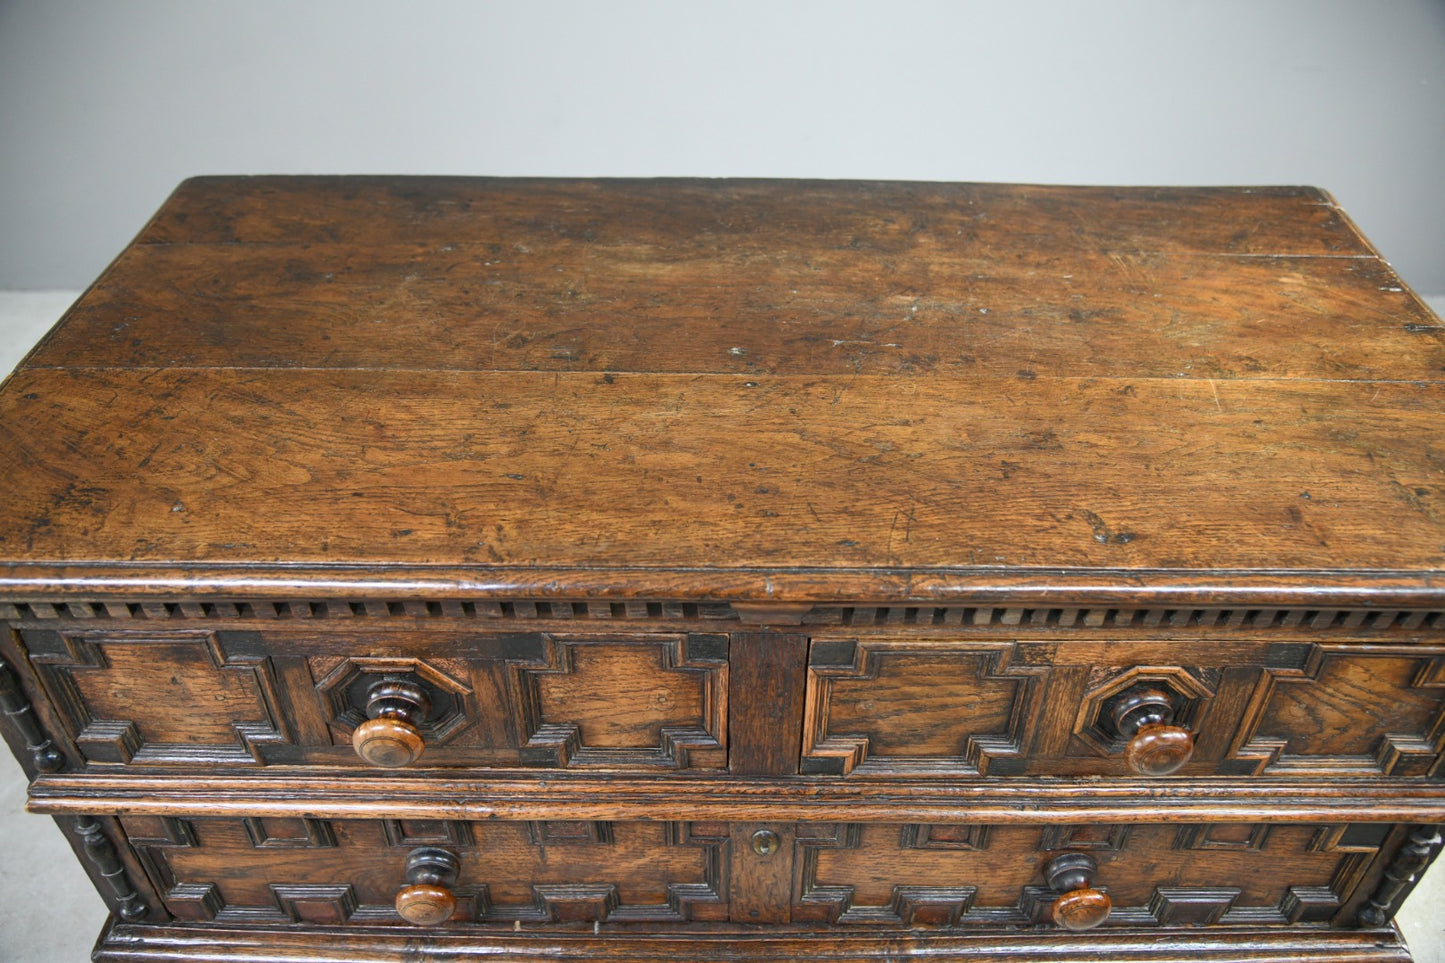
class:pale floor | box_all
[0,290,1440,961]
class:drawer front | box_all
[793,821,1389,927]
[800,637,1445,778]
[115,815,1394,931]
[14,621,1444,780]
[120,816,731,925]
[17,625,728,772]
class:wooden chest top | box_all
[0,177,1441,604]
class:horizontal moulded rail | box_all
[28,773,1445,824]
[3,564,1445,609]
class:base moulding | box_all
[92,919,1417,963]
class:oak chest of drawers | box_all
[1,177,1442,962]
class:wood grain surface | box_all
[1,177,1441,602]
[1,368,1441,577]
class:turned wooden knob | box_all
[1124,722,1194,776]
[1110,686,1194,776]
[1054,888,1113,931]
[352,679,431,768]
[396,847,459,926]
[396,882,456,926]
[1046,852,1111,931]
[353,716,425,767]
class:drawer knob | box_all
[1045,852,1111,931]
[395,847,459,926]
[1110,686,1194,776]
[353,679,432,768]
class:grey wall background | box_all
[2,0,1443,294]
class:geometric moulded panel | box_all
[1228,645,1445,777]
[1070,665,1214,763]
[509,634,728,769]
[801,639,1047,776]
[22,629,288,765]
[313,656,475,750]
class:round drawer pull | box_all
[1045,852,1111,931]
[353,678,432,768]
[1110,686,1194,776]
[395,847,459,926]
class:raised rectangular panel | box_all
[22,628,289,765]
[1228,646,1445,777]
[800,639,1046,776]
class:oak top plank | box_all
[1,368,1441,585]
[1,177,1441,601]
[32,242,1440,380]
[130,178,1370,256]
[26,177,1440,380]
